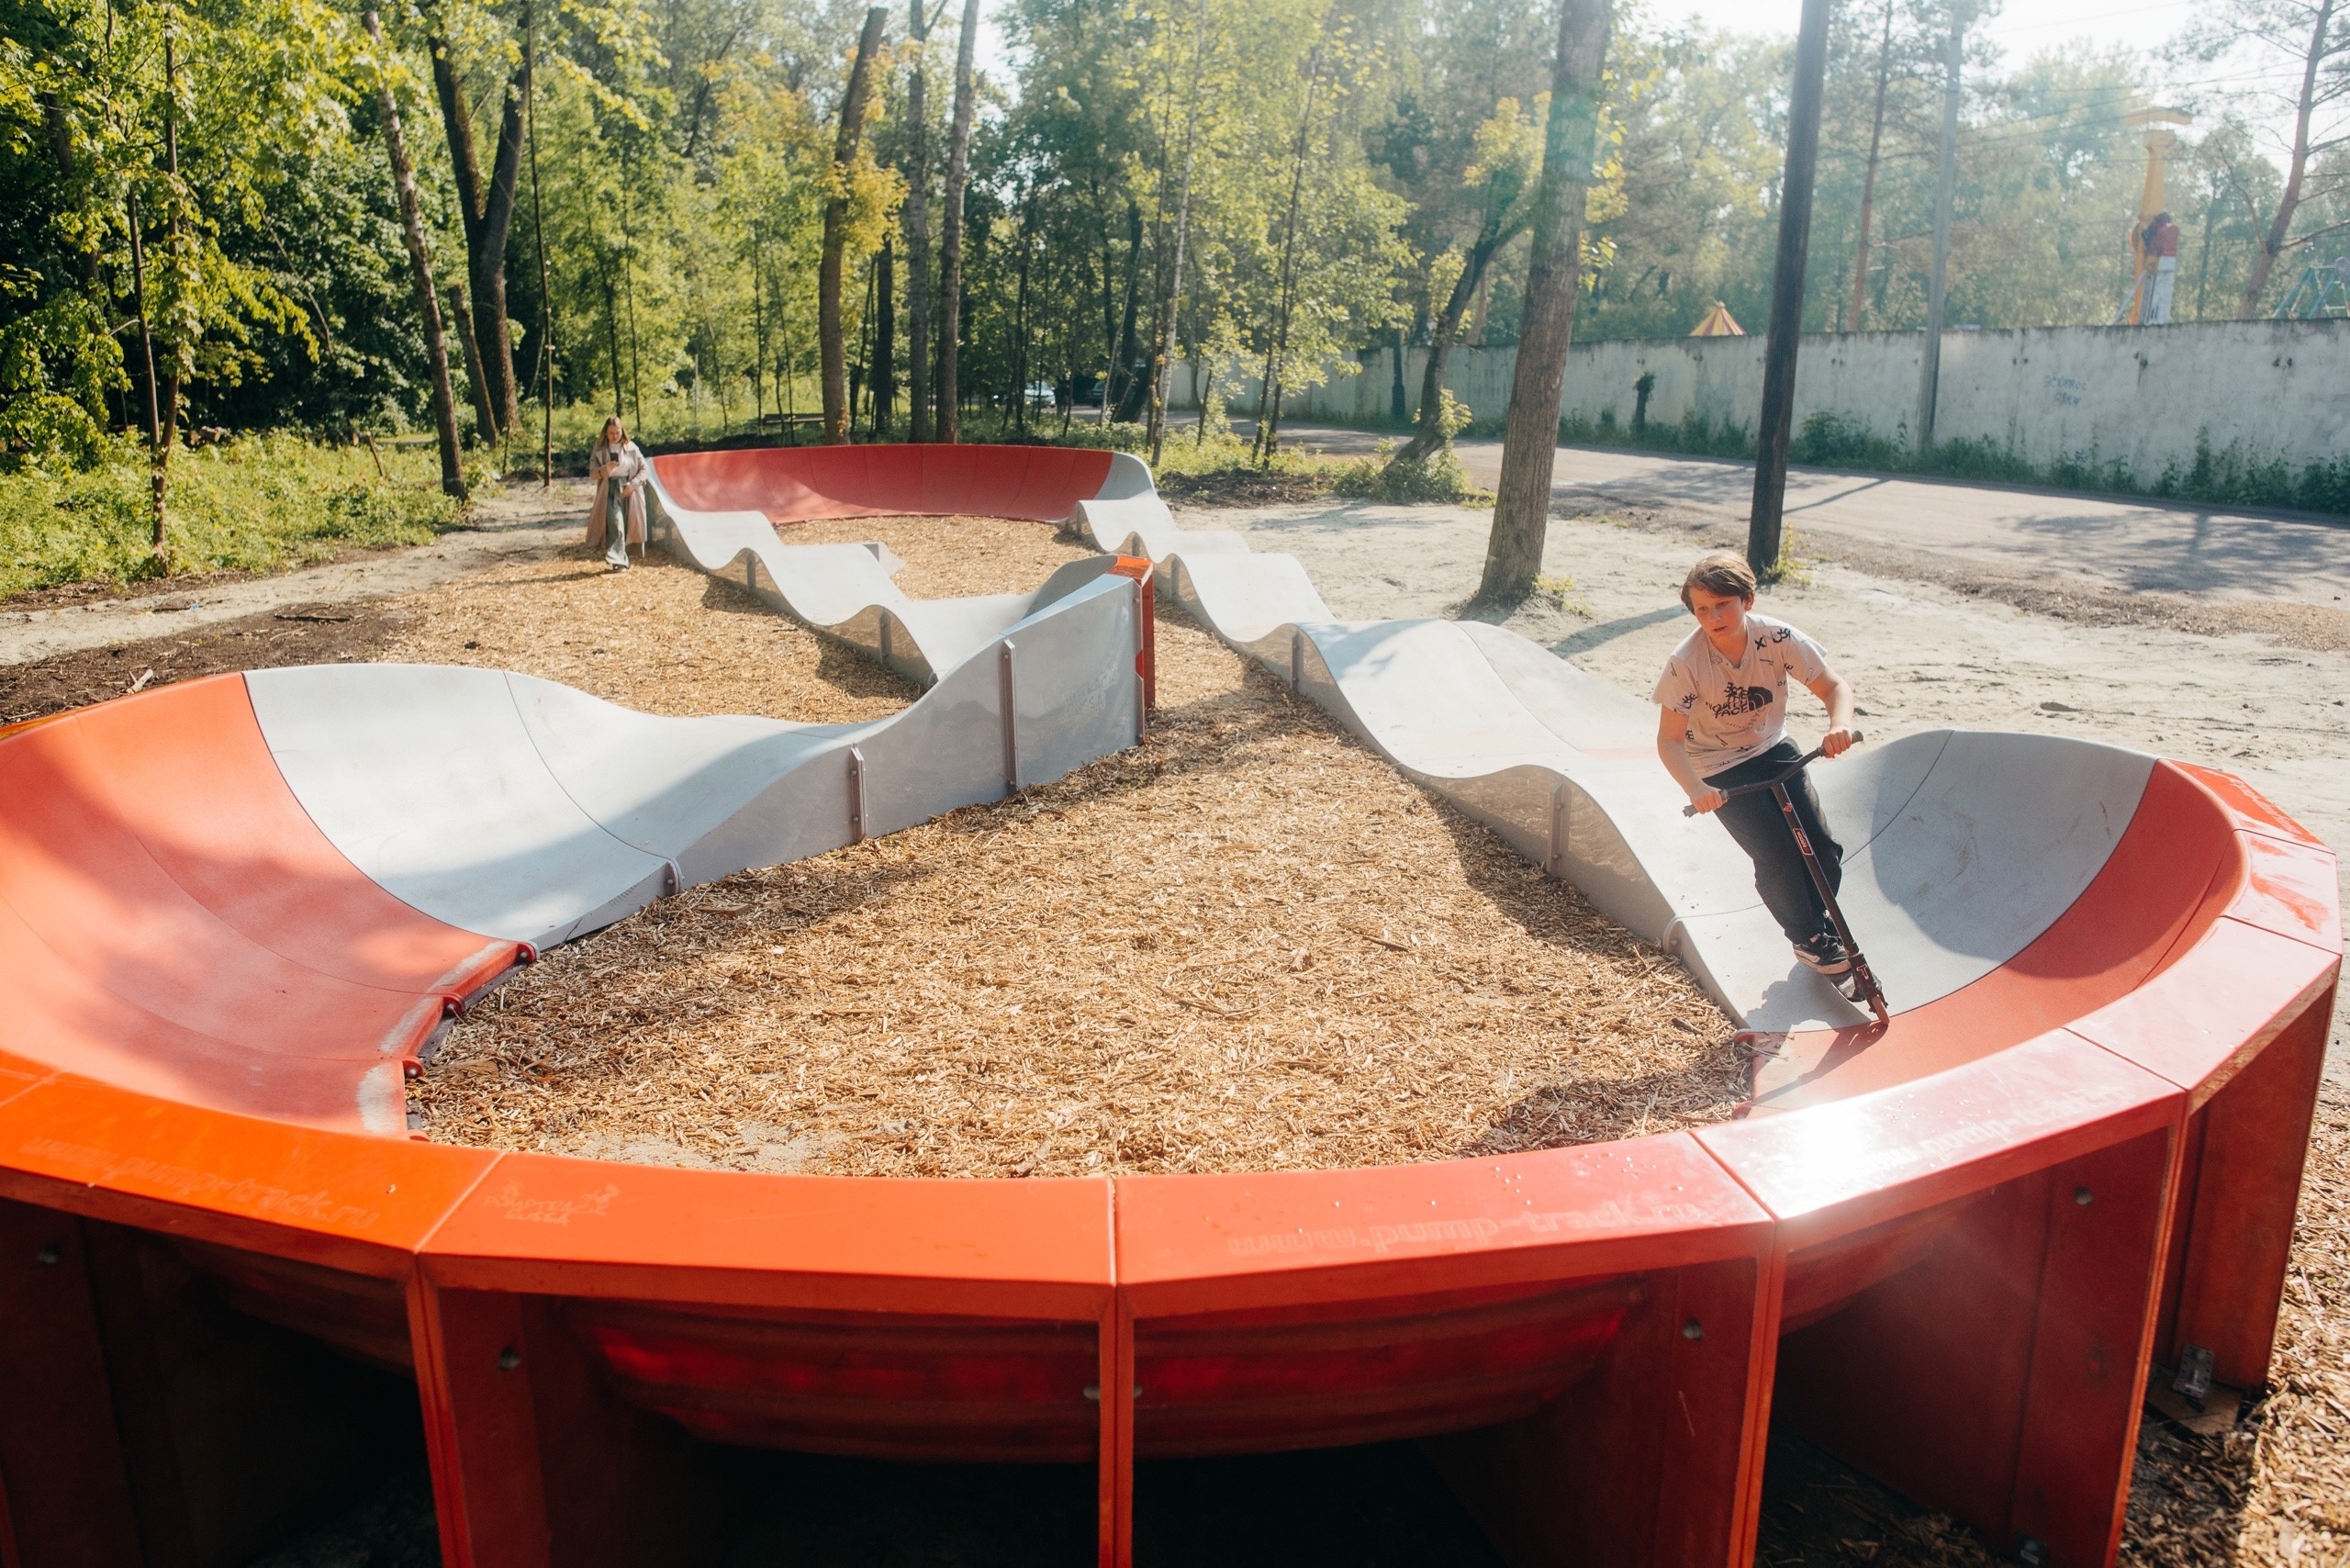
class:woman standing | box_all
[586,417,649,571]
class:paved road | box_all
[1255,420,2350,610]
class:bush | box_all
[0,433,469,598]
[1329,441,1486,504]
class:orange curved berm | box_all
[0,446,2333,1568]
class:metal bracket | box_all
[878,613,892,667]
[1000,641,1019,793]
[744,557,756,595]
[1547,781,1568,878]
[1290,628,1304,694]
[847,745,868,843]
[2171,1343,2215,1402]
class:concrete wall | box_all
[1175,319,2350,483]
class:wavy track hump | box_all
[648,444,1157,682]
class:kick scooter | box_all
[1683,734,1890,1024]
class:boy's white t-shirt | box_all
[1651,612,1830,776]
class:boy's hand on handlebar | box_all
[1686,788,1726,814]
[1821,727,1858,759]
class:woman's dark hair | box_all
[1680,551,1757,610]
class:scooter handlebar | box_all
[1680,731,1864,816]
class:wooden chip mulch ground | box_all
[405,512,1741,1177]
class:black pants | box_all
[1704,740,1844,945]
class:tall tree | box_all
[1473,0,1612,609]
[822,7,889,441]
[425,0,530,441]
[903,0,934,440]
[2177,0,2347,314]
[1146,0,1211,465]
[935,0,982,442]
[364,10,466,498]
[1847,0,1896,331]
[873,241,897,434]
[1393,96,1540,464]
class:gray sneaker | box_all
[1793,931,1852,976]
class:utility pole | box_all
[1744,0,1831,581]
[1915,11,1964,453]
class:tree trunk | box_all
[151,7,184,554]
[366,9,467,500]
[935,0,981,443]
[1473,0,1612,610]
[445,278,498,442]
[2239,0,2335,317]
[1254,47,1326,465]
[127,192,162,452]
[1396,230,1505,464]
[1147,0,1208,466]
[1013,206,1033,434]
[427,0,528,440]
[904,0,933,441]
[1111,200,1148,422]
[822,7,889,442]
[1849,0,1894,332]
[873,241,896,435]
[525,6,555,486]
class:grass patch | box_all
[1531,573,1593,617]
[0,434,471,599]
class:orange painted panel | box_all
[2228,830,2343,954]
[1698,1030,2180,1244]
[0,1073,492,1273]
[2066,916,2338,1106]
[2173,761,2328,847]
[1115,1133,1770,1317]
[422,1154,1114,1318]
[655,444,1116,524]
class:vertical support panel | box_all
[2162,994,2333,1389]
[1001,641,1021,793]
[0,1203,143,1568]
[1773,1177,2051,1540]
[411,1281,746,1568]
[847,745,868,844]
[1098,1301,1136,1568]
[2008,1127,2176,1568]
[1423,1259,1767,1568]
[514,1296,744,1568]
[410,1280,553,1568]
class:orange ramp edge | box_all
[0,676,519,1132]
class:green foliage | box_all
[1560,407,1753,459]
[0,434,464,596]
[1330,439,1484,504]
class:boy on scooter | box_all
[1654,552,1861,978]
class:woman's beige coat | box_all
[585,440,650,551]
